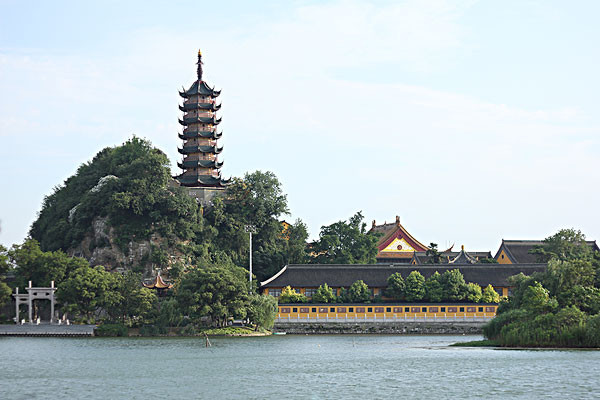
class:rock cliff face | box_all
[69,216,187,278]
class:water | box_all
[1,335,599,399]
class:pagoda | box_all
[175,49,229,188]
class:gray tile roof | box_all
[260,263,547,289]
[495,240,600,263]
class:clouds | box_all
[1,0,599,250]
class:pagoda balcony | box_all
[178,130,222,140]
[177,159,223,169]
[179,102,221,112]
[177,145,223,155]
[179,116,221,126]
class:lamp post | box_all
[245,225,257,292]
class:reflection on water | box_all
[0,335,598,399]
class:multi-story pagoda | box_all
[175,49,229,188]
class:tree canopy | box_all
[309,212,378,264]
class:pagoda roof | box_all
[179,116,221,126]
[179,102,221,112]
[260,263,547,289]
[369,216,429,260]
[143,274,173,290]
[178,159,223,169]
[178,145,223,155]
[176,174,231,188]
[178,130,222,140]
[179,80,221,98]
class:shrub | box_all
[405,271,425,302]
[279,286,308,303]
[95,323,128,337]
[465,283,482,303]
[312,284,336,303]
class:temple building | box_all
[494,239,599,264]
[175,49,229,189]
[369,216,429,263]
[260,263,547,299]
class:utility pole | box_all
[245,225,257,292]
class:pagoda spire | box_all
[197,49,203,81]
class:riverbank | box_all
[273,321,485,335]
[123,325,271,337]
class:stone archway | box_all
[13,281,56,324]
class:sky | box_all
[1,0,599,253]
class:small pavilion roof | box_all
[143,274,173,289]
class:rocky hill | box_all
[30,137,200,277]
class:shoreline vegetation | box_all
[95,324,272,337]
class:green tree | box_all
[278,286,308,303]
[426,243,442,264]
[9,239,88,289]
[346,280,370,303]
[310,212,378,264]
[312,284,336,303]
[531,228,592,262]
[57,265,115,321]
[405,271,425,302]
[175,264,249,326]
[424,271,444,302]
[385,272,405,300]
[521,282,556,313]
[105,272,157,324]
[481,284,500,303]
[465,283,483,303]
[205,171,306,282]
[441,269,467,301]
[247,294,278,330]
[0,245,12,308]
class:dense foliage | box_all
[309,212,378,264]
[30,137,199,253]
[484,229,600,347]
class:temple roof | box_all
[179,80,221,98]
[178,145,223,155]
[369,216,429,260]
[176,174,231,188]
[143,274,173,289]
[260,263,547,289]
[178,159,223,169]
[179,102,221,112]
[178,130,222,140]
[412,250,492,265]
[494,239,600,263]
[179,116,222,126]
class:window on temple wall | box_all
[269,289,281,297]
[304,288,317,297]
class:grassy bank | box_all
[450,339,499,347]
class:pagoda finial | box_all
[197,49,203,81]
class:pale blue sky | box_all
[1,0,599,252]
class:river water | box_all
[1,335,598,399]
